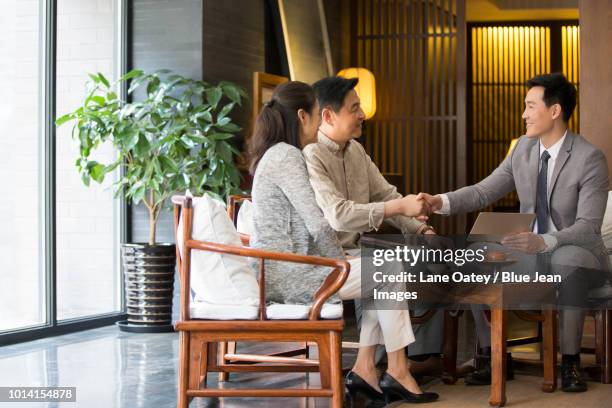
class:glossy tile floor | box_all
[1,325,611,408]
[0,327,178,408]
[0,326,361,408]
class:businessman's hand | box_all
[417,192,443,213]
[400,194,430,221]
[501,232,546,254]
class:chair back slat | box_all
[227,194,253,244]
[227,194,252,226]
[172,195,194,322]
[258,259,267,320]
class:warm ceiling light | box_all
[337,67,376,120]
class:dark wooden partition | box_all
[578,0,611,182]
[351,0,467,233]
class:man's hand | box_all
[416,192,443,212]
[399,194,430,221]
[501,232,546,254]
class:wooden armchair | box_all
[219,194,324,381]
[173,195,350,408]
[585,276,612,384]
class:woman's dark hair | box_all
[526,73,577,122]
[249,81,316,175]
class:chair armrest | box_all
[185,239,350,320]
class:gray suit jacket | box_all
[447,131,610,264]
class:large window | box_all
[56,0,121,320]
[0,0,45,332]
[1,0,126,341]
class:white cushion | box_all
[189,301,343,320]
[602,191,612,250]
[176,194,259,307]
[267,303,343,320]
[236,199,254,235]
[190,301,259,320]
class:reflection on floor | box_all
[0,325,609,408]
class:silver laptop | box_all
[467,212,535,242]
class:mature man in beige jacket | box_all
[303,76,444,369]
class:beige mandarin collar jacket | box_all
[303,131,425,249]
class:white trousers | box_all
[338,257,415,352]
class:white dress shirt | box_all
[437,131,568,252]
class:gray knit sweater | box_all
[250,142,344,304]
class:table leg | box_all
[442,310,459,384]
[541,309,557,392]
[489,307,507,407]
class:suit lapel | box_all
[529,140,540,208]
[548,131,575,203]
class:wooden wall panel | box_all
[353,0,467,233]
[202,0,266,148]
[470,25,550,209]
[579,0,612,182]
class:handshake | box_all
[387,192,443,222]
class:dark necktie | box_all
[536,150,551,234]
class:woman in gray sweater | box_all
[248,81,438,405]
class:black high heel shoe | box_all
[345,371,385,406]
[379,372,439,404]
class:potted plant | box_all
[56,69,246,331]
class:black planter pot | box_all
[117,243,176,333]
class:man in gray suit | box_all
[420,73,609,392]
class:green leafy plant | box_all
[57,69,246,245]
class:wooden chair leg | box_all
[177,332,190,408]
[218,341,236,382]
[317,335,332,389]
[541,309,557,392]
[201,341,209,386]
[538,321,544,363]
[489,307,507,407]
[189,338,207,391]
[594,311,603,366]
[442,310,459,384]
[329,331,344,408]
[604,309,612,384]
[207,342,218,369]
